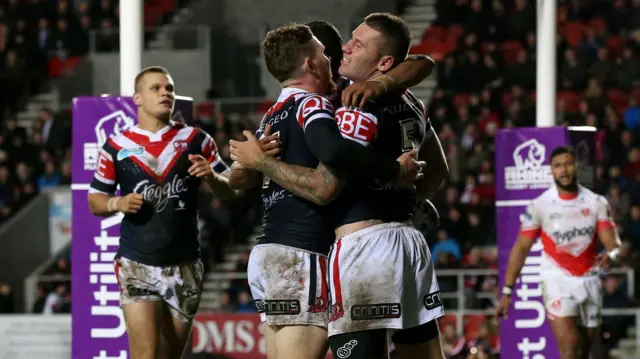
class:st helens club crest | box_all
[581,208,591,217]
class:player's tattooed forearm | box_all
[257,156,342,205]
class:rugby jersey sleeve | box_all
[301,98,401,181]
[334,106,379,147]
[519,200,542,239]
[596,195,616,231]
[89,141,118,195]
[199,129,230,175]
[417,98,435,141]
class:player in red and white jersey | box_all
[87,66,238,359]
[496,146,626,359]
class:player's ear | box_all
[133,91,142,106]
[303,57,315,76]
[377,55,395,73]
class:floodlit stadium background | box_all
[0,0,639,358]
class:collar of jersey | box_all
[554,184,581,201]
[278,87,309,102]
[130,121,177,142]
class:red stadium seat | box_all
[607,88,628,109]
[589,17,606,33]
[463,315,485,341]
[501,41,522,65]
[453,93,470,107]
[563,22,584,47]
[606,36,623,57]
[197,103,215,118]
[557,91,579,111]
[422,26,446,43]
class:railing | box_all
[205,267,639,352]
[89,25,210,52]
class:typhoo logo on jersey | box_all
[84,110,136,171]
[553,226,595,246]
[133,174,189,212]
[504,139,553,190]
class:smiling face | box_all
[339,23,386,82]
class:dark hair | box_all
[134,66,170,92]
[364,12,411,65]
[261,24,315,82]
[306,20,343,78]
[550,145,576,162]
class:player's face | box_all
[551,153,577,190]
[134,72,175,121]
[339,23,384,82]
[309,37,337,95]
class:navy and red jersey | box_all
[255,87,335,255]
[330,89,433,226]
[89,122,229,266]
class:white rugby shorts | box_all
[541,272,602,328]
[327,222,445,337]
[247,244,329,327]
[114,256,204,322]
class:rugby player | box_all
[87,66,237,359]
[496,146,627,359]
[227,23,429,359]
[231,14,449,359]
[305,20,435,109]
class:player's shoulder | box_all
[298,93,335,114]
[532,187,558,207]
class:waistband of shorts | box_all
[338,221,413,241]
[253,243,328,257]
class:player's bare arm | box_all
[187,154,237,200]
[415,129,448,199]
[342,54,435,108]
[230,130,345,206]
[495,233,535,319]
[596,199,630,269]
[88,192,143,217]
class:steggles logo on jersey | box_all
[133,174,189,212]
[553,226,595,246]
[504,138,553,190]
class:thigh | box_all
[122,301,164,359]
[392,320,444,359]
[248,244,329,327]
[581,277,603,329]
[162,259,205,323]
[273,324,329,359]
[158,303,195,359]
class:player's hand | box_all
[597,252,613,271]
[341,80,386,109]
[259,124,281,157]
[229,131,268,169]
[396,149,426,190]
[495,295,512,319]
[117,193,144,214]
[188,154,214,178]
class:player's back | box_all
[256,88,335,254]
[331,90,430,226]
[522,185,613,276]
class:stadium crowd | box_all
[0,0,639,358]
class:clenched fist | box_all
[116,193,144,214]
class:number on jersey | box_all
[399,118,419,151]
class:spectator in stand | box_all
[432,229,462,264]
[0,283,14,313]
[37,160,61,191]
[442,323,466,359]
[235,290,255,313]
[42,283,67,314]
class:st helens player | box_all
[496,146,628,359]
[87,66,237,359]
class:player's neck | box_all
[557,186,579,200]
[137,113,170,133]
[281,78,321,94]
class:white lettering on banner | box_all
[514,240,548,358]
[89,215,127,359]
[84,110,136,172]
[0,315,71,359]
[133,175,189,212]
[505,139,553,190]
[192,318,264,354]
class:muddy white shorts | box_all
[541,273,602,328]
[327,222,445,337]
[247,244,329,327]
[114,256,204,322]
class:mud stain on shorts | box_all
[262,248,306,301]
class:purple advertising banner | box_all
[72,96,193,359]
[496,126,595,359]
